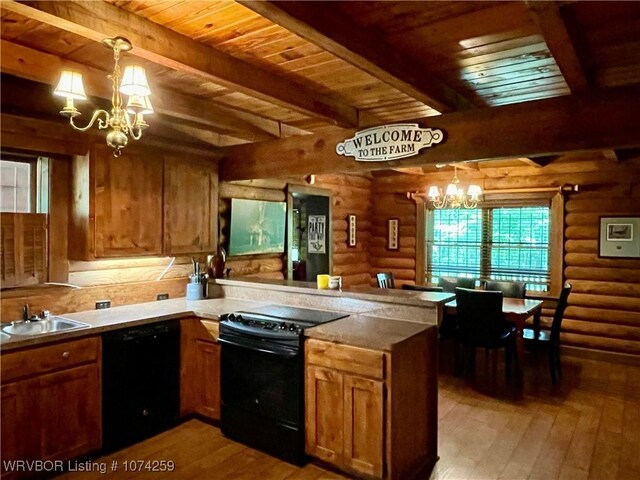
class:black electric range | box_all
[218,305,348,465]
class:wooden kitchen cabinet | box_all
[164,156,217,255]
[92,144,163,257]
[343,374,384,477]
[70,143,218,260]
[0,337,102,479]
[29,364,101,461]
[1,383,28,480]
[180,318,221,420]
[70,143,163,259]
[305,365,344,465]
[305,342,384,478]
[305,331,438,480]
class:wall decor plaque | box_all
[336,123,444,162]
[599,216,640,258]
[388,218,399,251]
[347,214,357,247]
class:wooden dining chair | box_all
[455,287,517,380]
[439,276,476,293]
[401,284,444,292]
[523,283,572,384]
[484,280,526,298]
[376,272,395,289]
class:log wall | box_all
[220,174,372,288]
[371,155,640,356]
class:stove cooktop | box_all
[219,305,349,339]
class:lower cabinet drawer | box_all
[1,337,100,383]
[306,339,385,380]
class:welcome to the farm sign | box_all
[335,123,444,162]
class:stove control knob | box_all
[227,313,236,322]
[279,323,287,330]
[288,324,297,331]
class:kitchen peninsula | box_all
[1,282,450,480]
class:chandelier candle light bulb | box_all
[53,36,152,157]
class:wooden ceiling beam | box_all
[0,39,281,142]
[602,149,619,162]
[1,112,220,157]
[517,156,559,167]
[155,117,250,148]
[454,162,480,171]
[219,87,640,180]
[3,0,359,127]
[0,71,249,151]
[526,1,589,92]
[613,148,640,162]
[238,0,474,113]
[391,168,427,176]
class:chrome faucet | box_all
[22,304,30,321]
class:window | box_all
[426,205,551,292]
[1,160,33,212]
[0,155,49,213]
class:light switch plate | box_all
[95,300,111,310]
[157,293,169,301]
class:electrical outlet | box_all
[157,293,169,301]
[95,300,111,310]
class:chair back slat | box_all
[376,272,395,289]
[484,280,526,298]
[439,276,476,293]
[455,287,505,347]
[550,283,572,342]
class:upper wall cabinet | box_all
[69,143,218,260]
[164,155,217,255]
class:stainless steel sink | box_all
[1,317,90,336]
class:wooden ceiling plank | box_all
[2,0,359,127]
[155,116,249,147]
[238,0,474,113]
[219,86,640,180]
[0,39,300,141]
[526,1,589,92]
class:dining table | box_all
[444,297,543,373]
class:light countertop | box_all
[213,278,454,307]
[2,285,445,352]
[305,314,434,351]
[0,297,264,351]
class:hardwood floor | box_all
[433,352,640,480]
[58,354,639,480]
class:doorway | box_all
[286,185,332,281]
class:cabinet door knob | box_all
[62,351,71,359]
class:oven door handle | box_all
[217,337,299,358]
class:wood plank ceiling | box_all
[1,1,640,155]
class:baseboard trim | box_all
[562,345,640,366]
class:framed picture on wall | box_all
[347,214,357,247]
[387,218,399,250]
[599,216,640,258]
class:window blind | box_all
[426,205,551,291]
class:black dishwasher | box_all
[102,320,180,452]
